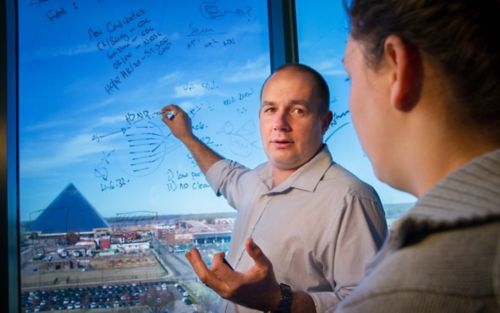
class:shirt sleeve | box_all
[205,159,251,210]
[310,192,388,313]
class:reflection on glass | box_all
[19,1,269,312]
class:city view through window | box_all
[20,1,269,312]
[18,1,415,313]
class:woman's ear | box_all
[383,35,422,112]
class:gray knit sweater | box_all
[334,149,500,313]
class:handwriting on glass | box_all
[325,110,351,142]
[200,0,252,21]
[28,0,79,21]
[86,9,172,95]
[218,120,259,157]
[165,169,211,192]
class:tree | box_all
[140,284,175,313]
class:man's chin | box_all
[269,159,302,171]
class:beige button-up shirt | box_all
[206,146,387,312]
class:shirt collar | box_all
[259,145,333,194]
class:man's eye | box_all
[292,108,305,115]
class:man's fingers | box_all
[185,248,229,292]
[161,104,178,123]
[245,238,271,268]
[212,252,236,278]
[161,104,179,112]
[185,248,210,281]
[211,252,226,270]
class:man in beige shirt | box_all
[162,64,387,312]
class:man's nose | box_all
[273,111,291,131]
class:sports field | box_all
[22,251,170,290]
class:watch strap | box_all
[272,283,293,313]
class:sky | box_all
[18,0,415,222]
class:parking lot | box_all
[22,281,197,313]
[21,240,229,312]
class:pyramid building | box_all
[28,183,109,235]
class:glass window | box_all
[18,1,269,312]
[296,0,416,224]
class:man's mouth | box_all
[271,139,294,148]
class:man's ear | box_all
[321,111,333,134]
[383,35,422,112]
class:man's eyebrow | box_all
[289,99,308,105]
[260,100,308,108]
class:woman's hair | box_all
[345,0,500,138]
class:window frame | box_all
[2,0,21,312]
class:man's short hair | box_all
[260,63,330,114]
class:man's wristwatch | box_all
[272,283,293,313]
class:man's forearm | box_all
[291,291,316,313]
[180,135,223,173]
